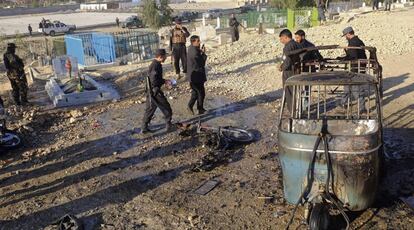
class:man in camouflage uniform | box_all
[3,43,28,105]
[169,18,190,79]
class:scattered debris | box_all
[52,214,84,230]
[194,179,220,195]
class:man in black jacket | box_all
[294,29,323,73]
[141,49,173,133]
[187,35,208,115]
[339,26,367,72]
[279,29,301,110]
[229,14,242,42]
[339,27,367,112]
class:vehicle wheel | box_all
[309,203,330,230]
[0,130,22,150]
[221,127,255,143]
[68,28,74,34]
[49,31,55,36]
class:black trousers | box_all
[142,90,172,127]
[231,28,239,42]
[283,71,294,112]
[188,82,205,111]
[172,43,187,75]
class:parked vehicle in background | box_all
[122,16,145,29]
[172,11,199,23]
[202,9,223,19]
[38,19,76,36]
[239,5,256,13]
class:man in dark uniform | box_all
[384,0,392,11]
[372,0,379,10]
[28,24,32,36]
[170,18,190,79]
[279,29,301,111]
[229,14,243,42]
[3,43,28,105]
[141,49,173,133]
[317,0,326,24]
[338,27,367,112]
[294,29,323,73]
[339,26,367,70]
[187,35,208,115]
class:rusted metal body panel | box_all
[278,129,380,211]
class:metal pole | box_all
[308,85,311,119]
[317,85,320,119]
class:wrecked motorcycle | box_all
[278,70,384,229]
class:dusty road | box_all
[0,12,135,36]
[0,7,413,230]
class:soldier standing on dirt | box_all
[141,49,174,134]
[229,14,243,42]
[170,18,190,80]
[116,17,120,27]
[187,35,208,115]
[28,24,32,36]
[279,29,301,110]
[384,0,392,11]
[3,43,29,106]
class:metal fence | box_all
[216,8,318,30]
[64,31,159,66]
[65,33,117,67]
[328,0,365,13]
[112,30,159,63]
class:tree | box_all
[141,0,161,29]
[159,0,173,26]
[141,0,172,29]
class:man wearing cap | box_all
[294,29,323,73]
[339,27,367,63]
[3,43,29,105]
[187,35,208,115]
[141,49,174,133]
[279,29,301,110]
[339,27,367,113]
[170,18,190,79]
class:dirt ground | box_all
[0,8,414,230]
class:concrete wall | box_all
[80,3,108,11]
[0,4,80,17]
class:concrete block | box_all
[265,28,276,34]
[217,34,231,45]
[45,74,120,108]
[196,25,217,41]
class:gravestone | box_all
[52,56,79,78]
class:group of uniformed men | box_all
[142,18,207,133]
[279,26,367,110]
[1,18,368,133]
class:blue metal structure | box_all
[65,33,116,66]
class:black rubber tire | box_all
[0,130,22,150]
[49,31,55,36]
[68,28,74,34]
[221,127,255,143]
[309,203,330,230]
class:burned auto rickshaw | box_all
[278,46,384,230]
